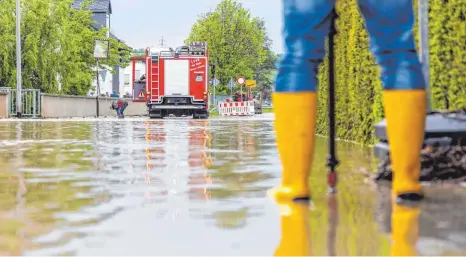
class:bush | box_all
[315,0,466,144]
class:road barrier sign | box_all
[218,101,255,116]
[245,80,256,87]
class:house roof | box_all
[89,24,130,48]
[72,0,112,14]
[110,31,127,45]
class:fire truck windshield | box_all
[175,46,189,55]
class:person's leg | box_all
[270,0,335,201]
[121,106,126,118]
[358,0,426,201]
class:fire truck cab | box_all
[143,42,209,119]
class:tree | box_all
[131,48,146,57]
[185,0,267,94]
[251,18,278,98]
[255,49,279,100]
[0,0,130,95]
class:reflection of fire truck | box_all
[143,120,213,201]
[132,42,209,119]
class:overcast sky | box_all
[110,0,284,53]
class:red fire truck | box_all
[132,42,209,119]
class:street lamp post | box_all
[16,0,22,118]
[96,60,101,117]
[93,39,110,117]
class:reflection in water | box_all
[0,117,465,255]
[206,120,276,230]
[390,203,420,256]
[143,120,168,200]
[274,202,312,256]
[0,121,101,255]
[327,194,338,256]
[308,139,391,256]
[375,185,466,256]
[187,120,213,201]
[208,120,275,200]
[144,120,167,171]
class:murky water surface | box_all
[0,115,465,255]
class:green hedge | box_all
[315,0,466,144]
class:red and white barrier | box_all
[218,101,255,116]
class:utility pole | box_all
[159,37,166,47]
[418,0,431,111]
[96,60,100,117]
[16,0,22,118]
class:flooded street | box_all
[0,114,465,256]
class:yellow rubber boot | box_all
[383,90,427,199]
[274,203,312,256]
[390,203,421,256]
[268,92,317,202]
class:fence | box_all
[218,101,255,116]
[0,88,147,118]
[0,88,41,118]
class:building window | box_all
[125,74,130,85]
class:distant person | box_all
[105,92,110,97]
[110,97,128,118]
[116,98,128,118]
[110,91,119,98]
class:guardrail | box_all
[0,87,41,117]
[0,88,148,118]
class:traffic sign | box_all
[137,89,146,98]
[236,76,245,85]
[245,80,256,87]
[212,78,220,87]
[228,78,235,88]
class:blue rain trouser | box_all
[117,106,126,116]
[275,0,426,92]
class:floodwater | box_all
[0,114,465,256]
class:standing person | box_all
[110,91,119,98]
[269,0,427,203]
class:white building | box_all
[72,0,129,97]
